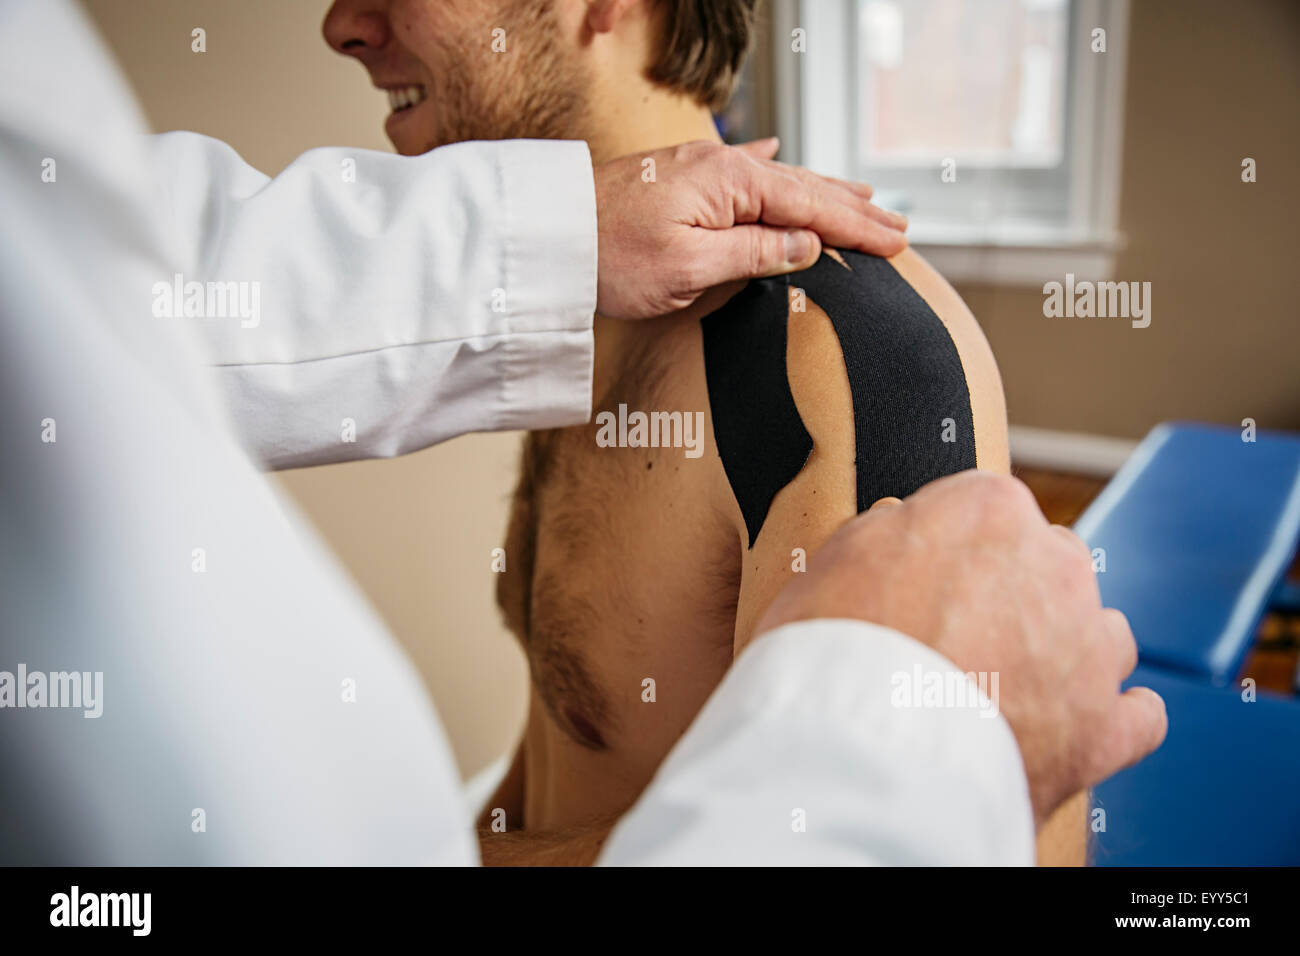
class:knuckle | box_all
[787,180,816,220]
[836,506,885,558]
[671,257,705,296]
[996,474,1040,514]
[1051,525,1095,577]
[699,140,730,167]
[671,140,706,167]
[1051,523,1088,553]
[1103,607,1138,662]
[743,230,771,275]
[673,239,714,291]
[1053,544,1097,603]
[799,178,822,211]
[729,161,762,216]
[966,469,1013,497]
[1102,606,1132,635]
[969,473,1038,529]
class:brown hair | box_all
[647,0,759,111]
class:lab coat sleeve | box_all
[1,0,478,865]
[598,619,1037,865]
[145,132,597,469]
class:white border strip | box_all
[922,244,1117,287]
[1009,425,1140,478]
[1070,424,1170,541]
[1212,462,1300,679]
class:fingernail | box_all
[785,230,813,264]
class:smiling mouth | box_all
[386,84,427,113]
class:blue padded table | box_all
[1073,423,1300,684]
[1093,665,1300,865]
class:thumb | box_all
[696,226,821,287]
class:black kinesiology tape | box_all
[701,250,976,547]
[701,275,813,549]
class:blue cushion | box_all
[1093,665,1300,865]
[1073,423,1300,683]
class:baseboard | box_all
[1008,425,1139,478]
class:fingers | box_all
[1105,686,1169,774]
[1050,524,1092,564]
[751,156,904,231]
[783,229,821,270]
[913,470,1046,531]
[732,137,781,162]
[729,141,883,210]
[819,172,875,202]
[869,496,903,512]
[1051,522,1137,692]
[730,159,907,259]
[1100,607,1139,679]
[689,225,824,287]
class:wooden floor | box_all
[1013,466,1106,528]
[1016,466,1300,696]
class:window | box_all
[772,0,1130,283]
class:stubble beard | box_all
[422,0,591,150]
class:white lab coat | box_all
[146,129,596,470]
[0,0,1033,865]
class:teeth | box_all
[387,85,427,112]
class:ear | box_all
[586,0,643,35]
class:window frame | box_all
[771,0,1130,285]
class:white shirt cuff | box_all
[496,139,596,430]
[602,618,1036,865]
[740,619,1037,863]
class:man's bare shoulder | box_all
[885,247,1009,472]
[700,249,1007,553]
[786,247,1008,480]
[700,249,1010,640]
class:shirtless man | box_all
[323,0,1087,864]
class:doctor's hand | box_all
[593,138,907,320]
[751,470,1169,830]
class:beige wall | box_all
[955,0,1300,439]
[82,0,529,778]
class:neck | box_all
[586,91,723,398]
[582,76,728,398]
[583,78,723,164]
